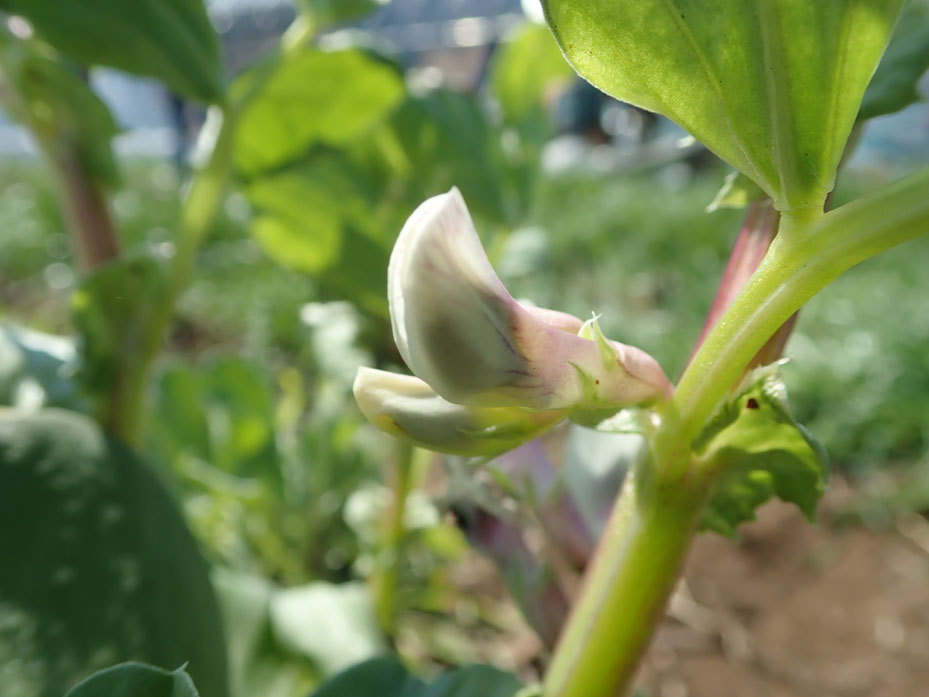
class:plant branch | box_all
[543,164,929,697]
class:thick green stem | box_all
[655,166,929,477]
[543,165,929,697]
[374,441,414,635]
[543,459,713,697]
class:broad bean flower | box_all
[354,187,671,457]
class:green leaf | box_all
[233,48,404,177]
[542,0,905,213]
[244,153,391,317]
[64,662,200,697]
[0,33,119,187]
[381,90,513,224]
[695,366,828,537]
[70,253,168,425]
[0,0,223,103]
[426,665,524,697]
[308,657,524,697]
[0,409,228,697]
[706,171,765,213]
[0,323,85,412]
[213,570,317,697]
[297,0,385,27]
[859,0,929,121]
[308,657,424,697]
[270,582,387,677]
[489,23,573,141]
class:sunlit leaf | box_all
[233,48,404,177]
[0,409,228,697]
[270,582,386,676]
[859,0,929,121]
[695,366,828,537]
[64,662,199,697]
[0,0,223,103]
[213,570,317,697]
[543,0,904,212]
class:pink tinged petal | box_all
[388,187,672,411]
[353,367,564,457]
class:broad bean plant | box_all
[1,0,929,696]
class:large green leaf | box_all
[233,48,404,177]
[859,0,929,120]
[0,409,228,697]
[0,0,223,103]
[695,366,828,537]
[64,663,199,697]
[542,0,905,213]
[308,657,524,697]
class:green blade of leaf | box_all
[307,657,525,697]
[0,0,223,103]
[307,656,425,697]
[64,662,200,697]
[233,48,404,178]
[859,0,929,121]
[542,0,905,213]
[695,366,828,537]
[0,409,228,697]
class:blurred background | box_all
[2,1,929,696]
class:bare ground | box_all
[636,487,929,697]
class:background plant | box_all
[0,1,928,697]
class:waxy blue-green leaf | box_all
[65,662,200,697]
[542,0,905,213]
[0,410,227,697]
[0,0,223,103]
[695,366,828,537]
[859,0,929,121]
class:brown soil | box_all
[635,489,929,697]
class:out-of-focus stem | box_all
[374,441,414,635]
[52,151,120,269]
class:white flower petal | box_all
[353,367,564,457]
[387,188,672,411]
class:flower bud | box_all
[388,187,672,412]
